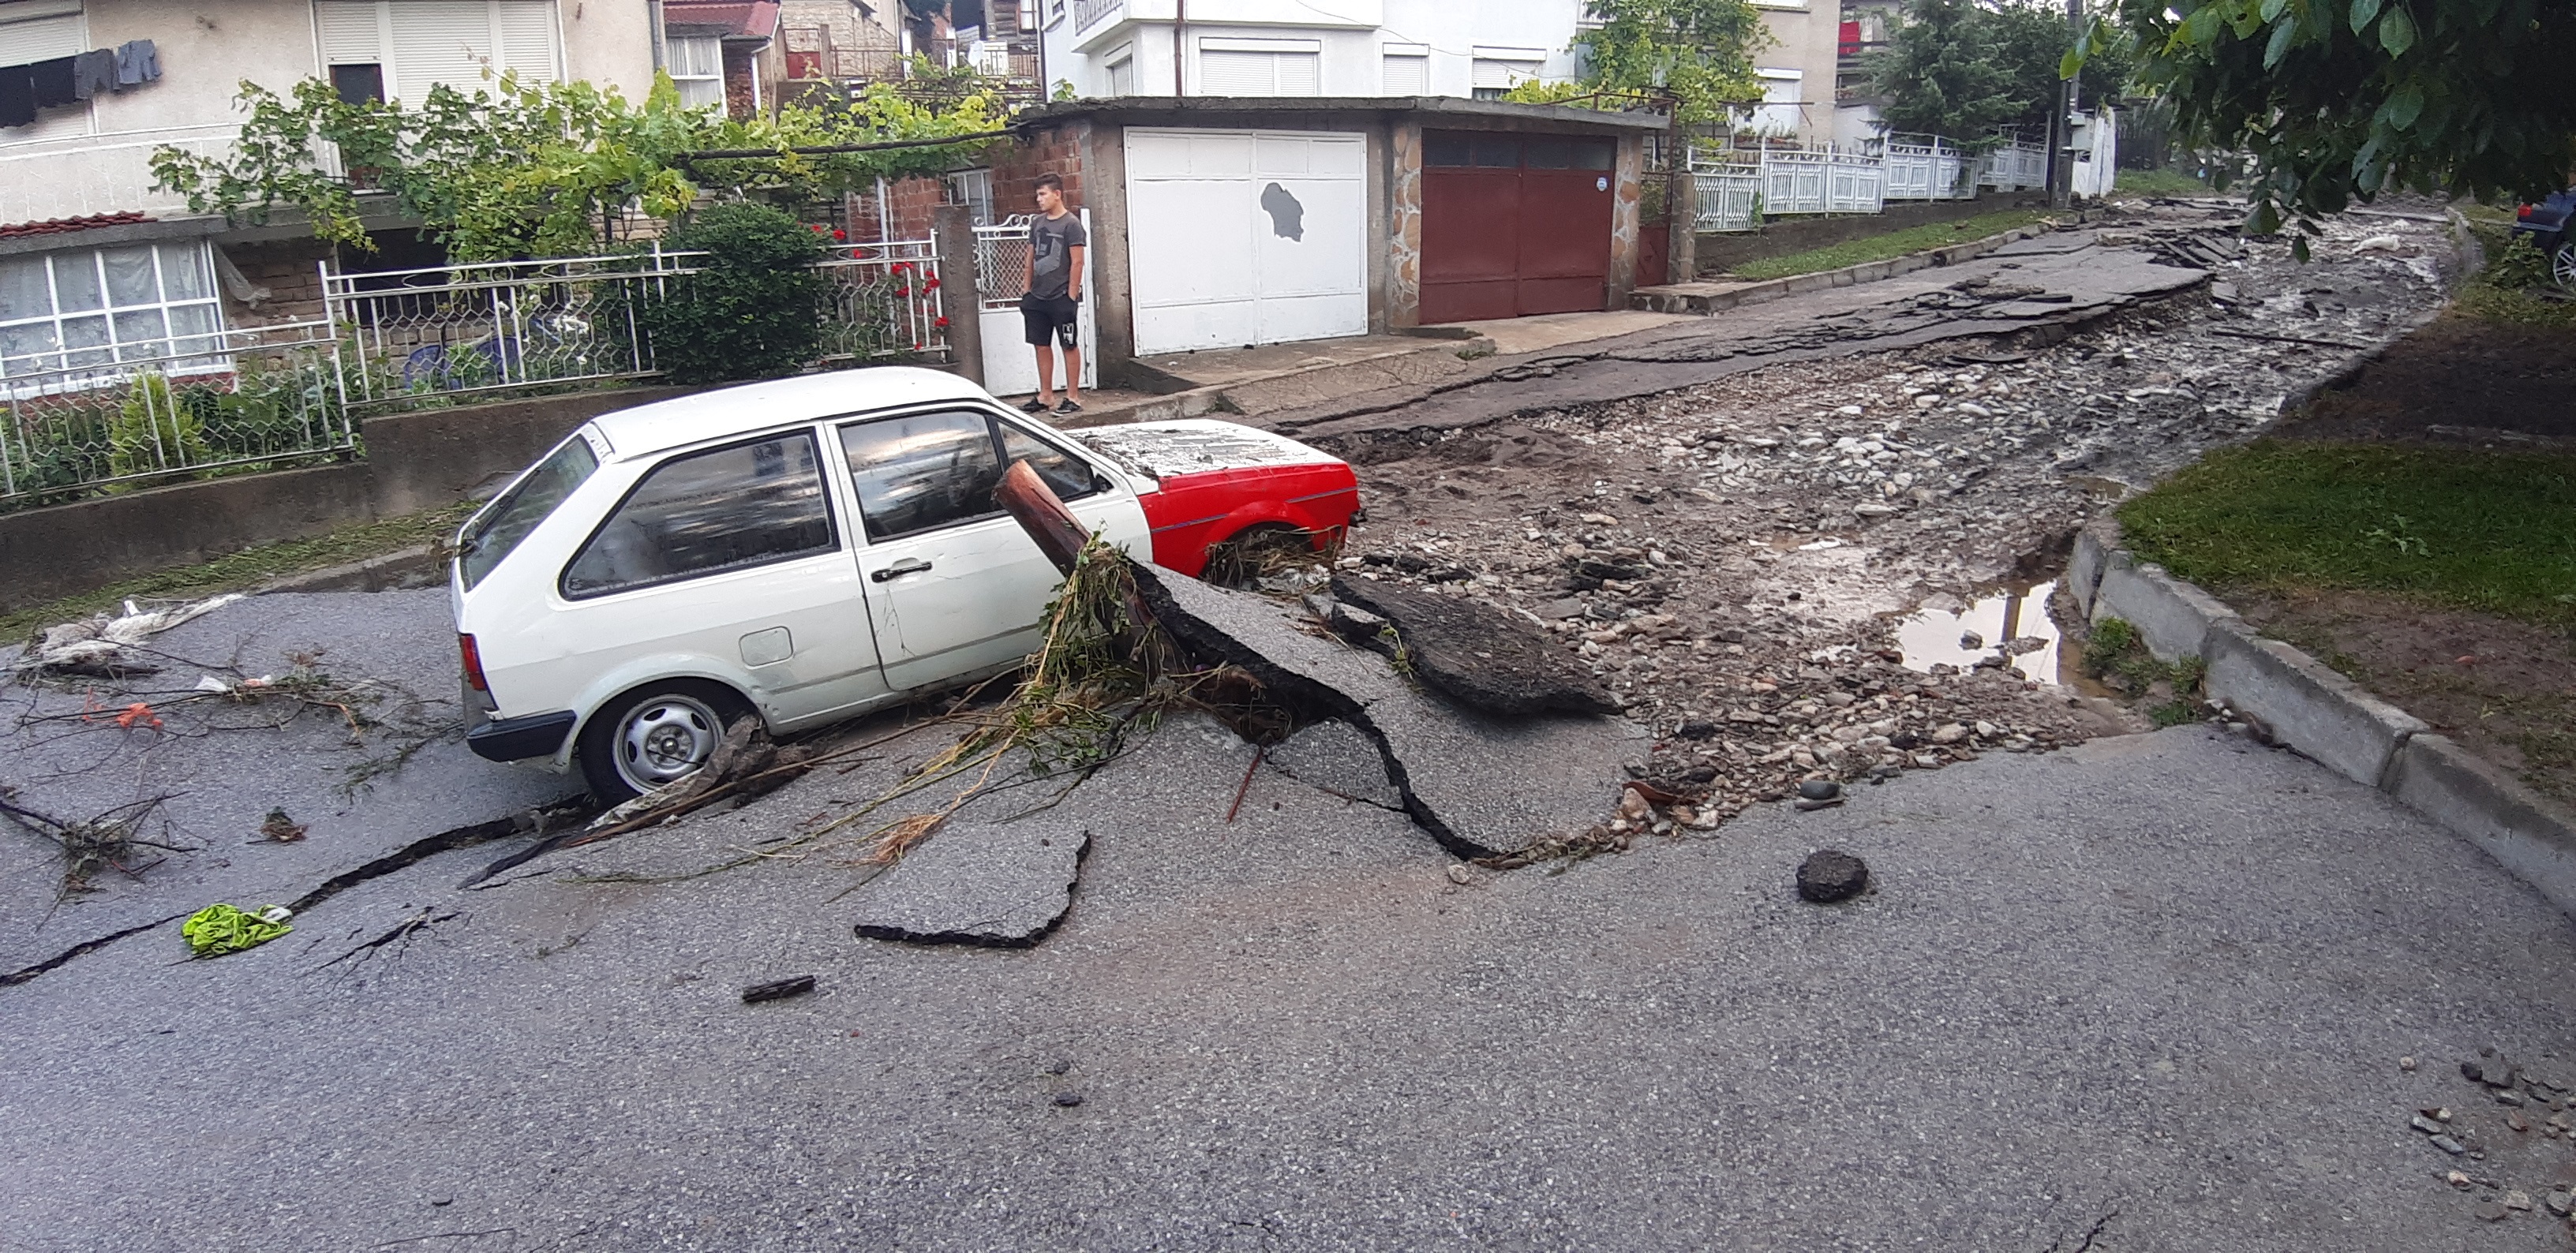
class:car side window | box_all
[839,410,1006,540]
[998,421,1102,503]
[560,431,837,599]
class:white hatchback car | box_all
[452,368,1360,801]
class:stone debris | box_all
[1294,200,2455,833]
[739,975,816,1004]
[1796,849,1870,903]
[848,821,1091,948]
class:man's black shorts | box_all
[1021,295,1079,349]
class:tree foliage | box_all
[640,203,829,384]
[1869,0,2132,143]
[2093,0,2576,234]
[152,65,1008,261]
[1503,0,1773,130]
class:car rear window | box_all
[459,435,599,590]
[560,432,837,599]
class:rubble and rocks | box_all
[848,820,1091,948]
[1796,850,1870,903]
[1286,201,2456,829]
[2408,1049,2576,1227]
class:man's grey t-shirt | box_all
[1029,211,1087,300]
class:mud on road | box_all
[1298,200,2462,825]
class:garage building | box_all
[975,98,1662,379]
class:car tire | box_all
[575,679,754,805]
[2552,240,2576,290]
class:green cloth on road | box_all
[183,903,292,957]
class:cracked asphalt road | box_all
[4,688,2574,1251]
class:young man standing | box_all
[1020,173,1087,415]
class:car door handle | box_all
[871,558,933,582]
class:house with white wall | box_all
[1035,0,1843,146]
[0,0,655,370]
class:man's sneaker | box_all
[1020,397,1050,413]
[1055,398,1084,415]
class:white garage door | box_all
[1124,129,1368,356]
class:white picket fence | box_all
[1687,129,2061,233]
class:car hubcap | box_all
[2554,246,2576,289]
[617,694,721,793]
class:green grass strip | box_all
[0,502,475,644]
[1726,208,2058,282]
[2117,440,2576,627]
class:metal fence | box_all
[1977,139,2047,192]
[1881,135,1974,200]
[973,215,1035,311]
[1690,144,1881,229]
[3,238,945,504]
[0,318,351,502]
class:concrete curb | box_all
[256,544,445,596]
[1627,215,2086,316]
[2071,527,2576,912]
[1057,335,1496,431]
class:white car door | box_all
[554,428,887,725]
[834,407,1144,694]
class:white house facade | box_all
[1036,0,1842,146]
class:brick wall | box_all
[218,237,335,327]
[848,124,1091,245]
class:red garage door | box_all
[1419,131,1616,324]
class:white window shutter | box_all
[1273,50,1318,95]
[1470,58,1536,91]
[496,1,561,83]
[0,1,82,63]
[1381,54,1428,95]
[1197,50,1267,95]
[386,1,501,99]
[316,2,385,64]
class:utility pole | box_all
[2050,0,2081,206]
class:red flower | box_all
[912,342,924,351]
[896,286,911,297]
[934,316,949,327]
[807,223,827,233]
[833,228,847,241]
[923,277,941,291]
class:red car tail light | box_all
[2519,204,2534,219]
[459,633,489,692]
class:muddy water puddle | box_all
[1893,581,2069,683]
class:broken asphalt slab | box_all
[1327,574,1617,717]
[9,727,2576,1250]
[1256,236,2211,444]
[1133,564,1642,858]
[0,589,575,973]
[849,820,1091,948]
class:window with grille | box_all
[0,242,224,382]
[1198,39,1320,96]
[666,35,725,109]
[315,1,563,103]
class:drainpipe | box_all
[1173,0,1185,95]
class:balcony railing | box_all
[1073,0,1122,33]
[0,123,243,228]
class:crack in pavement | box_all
[0,797,590,990]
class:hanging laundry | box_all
[0,67,32,129]
[28,56,77,108]
[114,39,159,88]
[72,48,114,99]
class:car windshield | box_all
[459,435,600,590]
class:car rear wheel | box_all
[575,679,751,804]
[1202,524,1319,589]
[2552,241,2576,289]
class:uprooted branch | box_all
[0,786,192,898]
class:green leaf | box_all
[2348,0,2382,32]
[2259,0,2290,20]
[2060,48,2087,80]
[2264,18,2299,67]
[2379,4,2416,53]
[2385,84,2425,129]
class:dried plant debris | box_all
[7,594,244,679]
[0,785,191,898]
